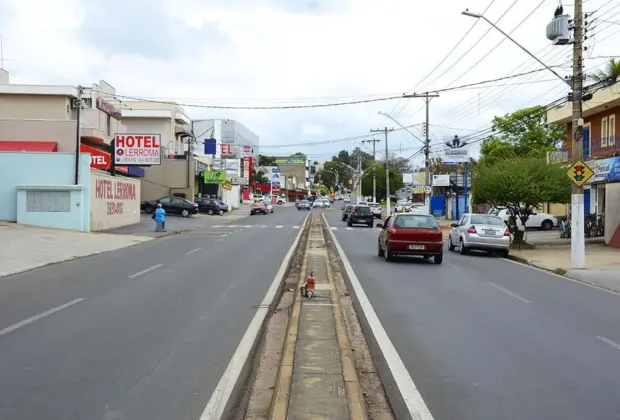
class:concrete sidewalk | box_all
[510,244,620,294]
[0,222,152,278]
[270,213,366,420]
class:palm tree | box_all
[590,58,620,85]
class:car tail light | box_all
[467,226,477,234]
[504,228,511,236]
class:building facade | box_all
[547,80,620,247]
[120,100,196,200]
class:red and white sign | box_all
[81,144,111,169]
[220,143,235,157]
[114,134,161,165]
[243,146,250,157]
[243,157,250,177]
[271,185,281,196]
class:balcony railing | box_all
[547,134,620,163]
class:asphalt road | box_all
[324,211,620,420]
[0,206,308,420]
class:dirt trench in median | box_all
[232,211,395,420]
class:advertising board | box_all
[114,134,161,165]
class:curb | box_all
[268,228,308,420]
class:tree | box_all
[472,157,571,243]
[361,163,404,199]
[250,170,269,184]
[258,155,277,166]
[315,161,349,190]
[590,58,620,85]
[332,147,373,169]
[383,155,413,173]
[480,105,566,163]
[291,152,306,157]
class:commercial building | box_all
[120,100,196,200]
[547,80,620,246]
[273,155,312,191]
[191,119,259,205]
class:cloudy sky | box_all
[1,0,618,165]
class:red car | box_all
[250,201,269,215]
[377,214,444,264]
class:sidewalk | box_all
[510,244,620,294]
[270,213,365,420]
[0,222,152,278]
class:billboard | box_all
[114,134,161,166]
[203,171,227,184]
[442,135,470,163]
[275,157,305,165]
[432,174,450,186]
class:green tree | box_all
[590,58,620,85]
[361,163,404,199]
[332,148,373,169]
[480,105,566,163]
[291,152,306,157]
[250,170,269,184]
[472,157,570,242]
[258,155,277,166]
[315,161,349,190]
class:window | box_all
[353,206,371,214]
[105,115,111,136]
[395,215,439,229]
[158,197,172,204]
[470,215,505,226]
[610,115,616,146]
[601,117,608,147]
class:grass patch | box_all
[553,268,567,275]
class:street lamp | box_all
[461,9,571,87]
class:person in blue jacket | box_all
[154,203,166,232]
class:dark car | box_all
[141,196,198,217]
[347,205,374,227]
[196,198,228,215]
[377,214,443,264]
[250,201,269,215]
[297,199,311,210]
[342,204,353,221]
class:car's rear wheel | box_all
[377,241,385,257]
[347,220,352,227]
[207,209,214,215]
[434,254,443,264]
[218,210,224,216]
[541,219,554,230]
[181,209,190,217]
[384,245,393,262]
[459,239,469,255]
[144,205,154,214]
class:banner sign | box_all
[442,135,469,163]
[220,143,236,158]
[431,174,450,186]
[114,134,161,166]
[275,157,305,165]
[271,167,281,199]
[204,171,227,184]
[204,138,217,155]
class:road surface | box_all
[0,206,308,420]
[324,210,620,420]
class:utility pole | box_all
[357,153,362,203]
[74,86,84,185]
[370,127,394,214]
[362,138,380,203]
[413,92,439,214]
[570,0,586,268]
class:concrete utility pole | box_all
[570,0,586,268]
[413,92,439,214]
[370,127,394,214]
[357,153,362,203]
[74,86,84,185]
[362,138,380,203]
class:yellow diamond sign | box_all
[567,160,594,187]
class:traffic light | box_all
[573,165,585,182]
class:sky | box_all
[1,0,618,167]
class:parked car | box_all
[342,204,353,221]
[196,198,228,215]
[250,201,269,215]
[377,214,443,264]
[297,199,311,210]
[141,196,198,217]
[490,207,557,230]
[448,213,510,257]
[347,205,374,227]
[368,202,382,218]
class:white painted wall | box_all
[90,170,141,231]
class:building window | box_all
[610,115,616,146]
[601,117,608,147]
[106,115,111,136]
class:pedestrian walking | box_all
[154,203,166,232]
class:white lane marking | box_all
[293,225,300,229]
[322,214,435,420]
[276,225,283,228]
[221,234,228,237]
[200,213,309,420]
[331,227,338,230]
[596,335,620,351]
[488,282,531,304]
[0,298,85,336]
[128,263,164,279]
[214,238,224,243]
[211,225,221,228]
[346,227,353,230]
[185,247,203,255]
[502,258,620,297]
[244,225,252,228]
[260,225,267,228]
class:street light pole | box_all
[362,138,380,203]
[371,127,394,214]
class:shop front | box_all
[585,156,620,247]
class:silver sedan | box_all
[448,213,510,257]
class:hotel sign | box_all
[97,97,122,120]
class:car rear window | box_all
[353,206,371,214]
[394,215,438,229]
[368,203,379,207]
[300,200,309,204]
[470,215,506,226]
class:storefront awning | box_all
[0,141,58,152]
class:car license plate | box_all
[409,244,424,250]
[483,229,496,235]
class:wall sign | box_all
[96,97,122,120]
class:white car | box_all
[491,207,557,230]
[367,202,383,218]
[312,199,326,208]
[394,200,412,212]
